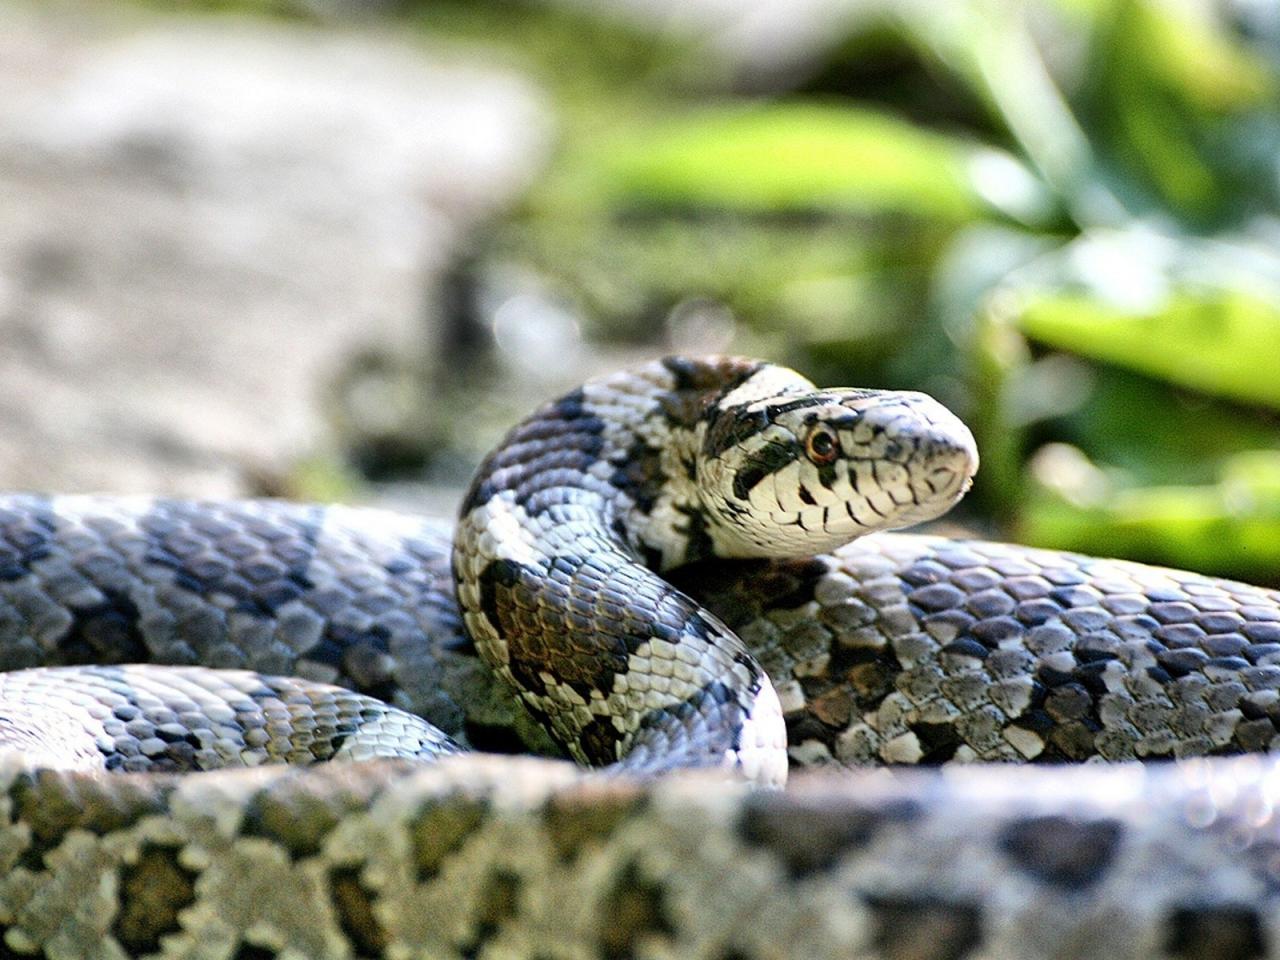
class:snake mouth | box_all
[899,419,980,524]
[925,429,979,493]
[847,392,980,530]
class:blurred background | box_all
[2,0,1278,584]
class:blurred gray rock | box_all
[0,4,549,497]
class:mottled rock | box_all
[0,4,548,495]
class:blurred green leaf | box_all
[1126,1,1273,112]
[495,212,947,366]
[592,103,1043,221]
[1050,368,1280,487]
[1021,449,1280,583]
[1016,287,1280,410]
[1082,0,1277,222]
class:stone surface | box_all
[0,3,548,496]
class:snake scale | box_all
[2,356,1280,960]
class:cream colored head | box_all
[696,386,979,558]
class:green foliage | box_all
[492,211,952,396]
[1017,289,1280,410]
[1079,0,1277,223]
[1021,451,1280,582]
[462,0,1280,580]
[591,103,1002,220]
[177,0,1280,582]
[1048,369,1280,488]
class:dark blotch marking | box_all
[639,691,721,735]
[1037,664,1076,688]
[816,459,837,490]
[1074,644,1119,664]
[458,475,496,517]
[776,396,834,418]
[1158,648,1210,679]
[305,623,394,700]
[675,504,717,566]
[11,769,175,870]
[1072,659,1111,696]
[288,503,324,593]
[330,867,387,958]
[463,719,539,756]
[411,796,489,883]
[577,715,626,765]
[661,355,762,394]
[550,387,589,418]
[610,436,667,514]
[731,440,804,502]
[998,815,1122,887]
[909,722,963,763]
[240,779,362,860]
[462,870,522,957]
[1165,906,1265,960]
[627,677,748,760]
[231,946,278,960]
[479,555,650,705]
[542,788,647,863]
[969,616,1025,647]
[113,844,198,955]
[701,678,736,705]
[739,794,917,878]
[865,895,982,960]
[673,557,826,630]
[0,494,57,580]
[477,558,529,640]
[146,499,322,618]
[601,861,675,960]
[1011,707,1054,735]
[657,386,713,430]
[460,386,607,516]
[941,639,989,660]
[704,407,770,458]
[60,588,149,665]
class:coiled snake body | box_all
[1,357,1279,959]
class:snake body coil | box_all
[453,356,976,784]
[0,356,1278,959]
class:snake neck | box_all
[452,357,792,785]
[459,356,814,571]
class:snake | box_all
[1,355,1279,960]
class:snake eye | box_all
[804,424,840,465]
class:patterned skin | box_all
[0,357,1278,958]
[0,664,457,772]
[452,357,976,784]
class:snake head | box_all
[697,387,979,558]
